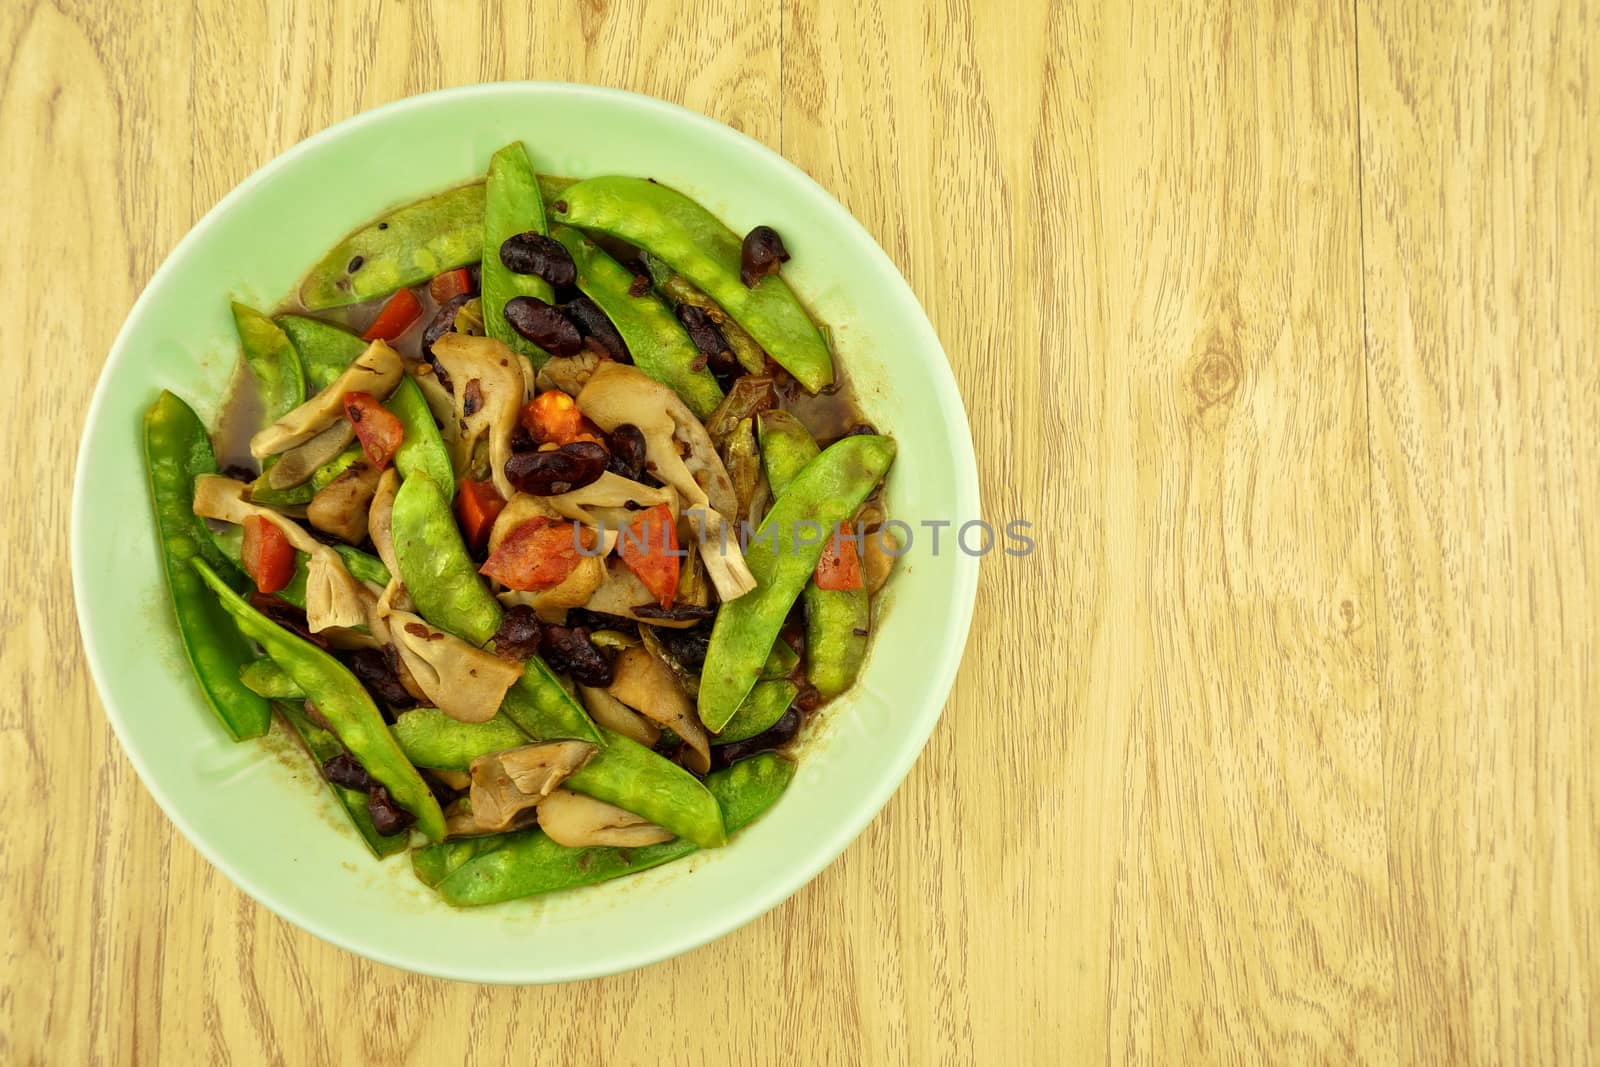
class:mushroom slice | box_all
[581,557,702,629]
[267,420,357,490]
[386,609,522,723]
[542,472,675,530]
[497,554,605,619]
[535,349,601,395]
[576,362,755,600]
[444,797,540,838]
[307,460,381,543]
[429,333,526,500]
[578,684,661,748]
[468,741,597,833]
[487,493,564,553]
[535,789,674,848]
[608,646,711,774]
[251,340,404,458]
[192,475,365,631]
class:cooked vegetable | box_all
[454,478,505,551]
[757,409,820,497]
[805,584,869,700]
[648,262,767,375]
[481,143,553,364]
[717,679,799,744]
[480,516,590,591]
[276,314,367,391]
[607,646,711,772]
[550,224,723,417]
[739,225,790,288]
[504,441,609,496]
[552,177,833,392]
[428,333,524,500]
[144,391,270,741]
[239,659,304,700]
[423,752,794,905]
[386,375,455,496]
[241,515,295,594]
[813,531,864,591]
[521,389,599,446]
[534,789,673,848]
[343,392,405,469]
[617,503,679,609]
[392,708,529,771]
[564,728,723,848]
[191,559,446,840]
[232,303,305,423]
[361,288,422,342]
[301,183,485,310]
[251,341,404,460]
[699,435,896,731]
[503,296,582,356]
[468,741,596,832]
[278,700,410,858]
[428,267,474,304]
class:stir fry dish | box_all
[143,143,899,905]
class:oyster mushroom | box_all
[192,475,365,631]
[467,741,597,833]
[385,609,523,724]
[429,333,527,501]
[541,472,675,531]
[581,557,703,629]
[250,340,404,458]
[577,684,661,748]
[535,349,602,395]
[307,460,381,543]
[535,789,674,848]
[576,362,755,600]
[607,646,711,773]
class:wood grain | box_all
[0,0,1594,1063]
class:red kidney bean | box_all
[539,624,613,687]
[491,604,543,661]
[504,297,583,356]
[366,785,416,836]
[711,708,801,768]
[566,295,631,363]
[322,751,373,791]
[739,225,790,288]
[499,232,577,286]
[604,423,647,481]
[504,440,608,495]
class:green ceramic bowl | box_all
[72,84,979,983]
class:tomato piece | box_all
[343,391,405,469]
[241,515,296,595]
[521,389,603,446]
[479,517,592,591]
[361,288,422,342]
[618,503,679,608]
[455,479,506,552]
[814,530,864,591]
[427,268,473,303]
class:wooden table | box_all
[4,1,1595,1062]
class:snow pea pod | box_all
[277,700,409,858]
[805,584,869,699]
[482,143,553,364]
[232,303,305,423]
[429,752,794,906]
[551,177,834,392]
[239,659,303,699]
[538,174,576,210]
[392,708,528,771]
[191,559,447,840]
[550,224,723,418]
[716,680,798,744]
[301,183,485,310]
[699,435,896,731]
[389,471,602,745]
[645,257,766,375]
[761,639,799,679]
[387,375,455,496]
[565,728,725,848]
[757,410,821,497]
[144,391,271,741]
[276,314,367,391]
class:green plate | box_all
[70,84,979,984]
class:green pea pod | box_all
[429,752,794,906]
[144,391,271,741]
[761,639,799,679]
[552,177,833,392]
[239,659,304,700]
[482,143,553,364]
[550,224,723,417]
[277,700,409,858]
[391,471,503,644]
[804,585,870,700]
[413,833,516,889]
[565,728,725,848]
[301,183,485,310]
[717,679,798,744]
[277,314,368,391]
[393,708,528,770]
[699,435,896,731]
[538,174,576,211]
[191,559,447,840]
[389,470,603,745]
[757,409,821,498]
[387,376,455,496]
[232,303,305,422]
